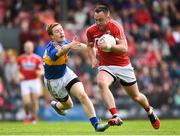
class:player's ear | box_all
[50,34,54,39]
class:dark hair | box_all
[46,22,60,35]
[94,5,110,15]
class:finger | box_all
[76,43,81,47]
[80,43,87,49]
[99,39,105,45]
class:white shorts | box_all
[98,64,136,86]
[20,78,42,96]
[44,67,79,102]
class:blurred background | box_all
[0,0,179,121]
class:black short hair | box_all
[94,5,110,15]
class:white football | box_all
[98,34,116,52]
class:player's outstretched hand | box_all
[69,36,87,50]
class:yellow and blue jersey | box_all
[43,39,70,79]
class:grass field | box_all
[0,119,180,135]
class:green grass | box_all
[0,119,180,135]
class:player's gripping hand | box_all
[98,38,111,52]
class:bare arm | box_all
[98,37,128,54]
[55,41,87,57]
[36,64,44,77]
[17,66,24,80]
[87,43,99,68]
[111,39,128,53]
[55,43,72,57]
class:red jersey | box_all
[86,19,130,66]
[17,54,42,80]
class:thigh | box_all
[20,80,30,96]
[123,82,140,98]
[97,70,114,86]
[44,78,69,101]
[31,78,42,96]
[31,93,38,103]
[22,94,31,104]
[70,82,86,98]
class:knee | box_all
[77,92,88,102]
[97,79,108,89]
[23,100,31,105]
[31,101,38,106]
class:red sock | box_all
[109,107,118,115]
[31,116,36,121]
[145,106,150,112]
[25,111,29,115]
[145,106,153,115]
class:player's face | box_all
[52,24,65,42]
[24,41,34,54]
[94,11,110,30]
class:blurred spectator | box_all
[145,42,161,68]
[19,20,34,54]
[135,5,152,26]
[169,61,180,80]
[173,87,180,109]
[4,49,19,92]
[34,39,46,58]
[0,42,4,55]
[0,77,5,107]
[0,43,6,90]
[0,1,5,25]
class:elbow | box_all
[123,47,128,53]
[115,40,128,53]
[123,40,128,53]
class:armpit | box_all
[88,42,94,47]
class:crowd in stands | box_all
[0,0,180,120]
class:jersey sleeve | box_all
[86,29,94,47]
[47,47,58,61]
[36,56,43,69]
[113,23,126,40]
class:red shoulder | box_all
[17,54,24,60]
[17,54,25,64]
[86,24,98,43]
[86,24,97,36]
[109,20,126,39]
[32,54,42,62]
